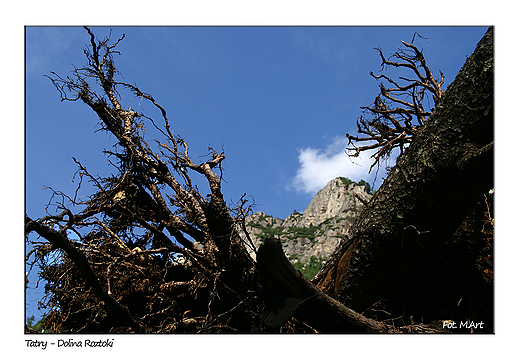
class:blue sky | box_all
[25,26,488,320]
[26,26,487,215]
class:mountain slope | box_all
[239,177,372,274]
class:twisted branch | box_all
[346,33,445,172]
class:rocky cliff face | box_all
[239,177,372,266]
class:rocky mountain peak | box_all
[238,177,372,276]
[300,177,370,226]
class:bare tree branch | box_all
[346,33,445,172]
[25,214,147,333]
[29,27,260,333]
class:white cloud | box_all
[290,136,376,195]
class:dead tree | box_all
[26,27,493,334]
[26,27,261,333]
[347,32,445,171]
[314,27,494,332]
[257,27,493,334]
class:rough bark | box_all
[313,27,494,331]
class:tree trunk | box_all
[312,27,493,331]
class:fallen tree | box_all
[259,27,493,333]
[26,27,262,333]
[313,26,494,332]
[26,27,493,333]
